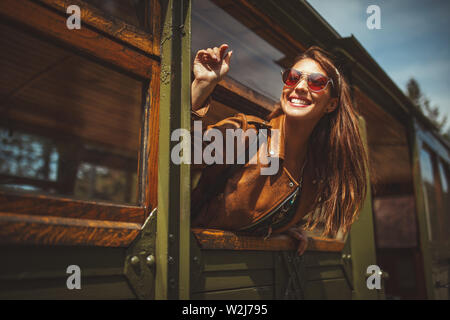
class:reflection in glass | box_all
[437,161,449,242]
[84,0,151,31]
[438,161,448,193]
[0,130,58,182]
[192,0,285,102]
[419,147,438,241]
[373,196,417,248]
[0,23,142,204]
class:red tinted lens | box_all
[308,73,329,91]
[282,69,301,87]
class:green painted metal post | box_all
[179,0,192,300]
[349,117,380,300]
[156,0,191,300]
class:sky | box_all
[307,0,450,132]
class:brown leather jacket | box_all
[191,100,317,235]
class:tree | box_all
[406,78,448,133]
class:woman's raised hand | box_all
[191,44,232,110]
[193,44,232,84]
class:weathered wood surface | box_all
[217,77,277,114]
[143,64,161,212]
[192,228,345,252]
[0,212,141,247]
[36,0,161,57]
[0,192,145,223]
[0,0,157,79]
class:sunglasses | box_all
[281,68,334,92]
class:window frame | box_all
[189,0,365,253]
[0,0,161,247]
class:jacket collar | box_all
[268,113,286,160]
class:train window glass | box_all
[437,160,448,193]
[419,146,439,242]
[437,160,449,242]
[192,0,284,102]
[373,195,417,248]
[84,0,152,32]
[0,22,142,204]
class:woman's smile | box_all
[287,95,312,108]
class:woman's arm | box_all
[192,44,232,111]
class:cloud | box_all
[307,0,450,131]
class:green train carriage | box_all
[0,0,448,300]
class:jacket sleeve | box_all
[190,97,263,213]
[191,97,259,171]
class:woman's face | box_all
[280,58,337,123]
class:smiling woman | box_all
[190,44,369,254]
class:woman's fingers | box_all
[298,235,308,255]
[213,47,221,61]
[206,48,217,61]
[287,227,308,256]
[218,44,229,59]
[223,50,233,65]
[195,44,231,64]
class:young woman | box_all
[190,44,368,255]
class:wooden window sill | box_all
[192,228,345,252]
[0,212,141,247]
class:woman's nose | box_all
[294,77,309,92]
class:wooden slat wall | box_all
[0,245,136,299]
[190,248,353,300]
[355,86,413,193]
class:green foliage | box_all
[406,78,448,138]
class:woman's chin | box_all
[282,103,314,119]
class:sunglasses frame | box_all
[281,68,334,93]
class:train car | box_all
[0,0,448,300]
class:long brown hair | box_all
[269,46,368,237]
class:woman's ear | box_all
[326,98,338,113]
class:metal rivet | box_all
[289,182,294,187]
[168,256,174,265]
[342,254,351,260]
[169,278,176,289]
[130,256,140,266]
[193,256,199,264]
[169,234,175,243]
[146,255,155,267]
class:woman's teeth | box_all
[290,98,311,105]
